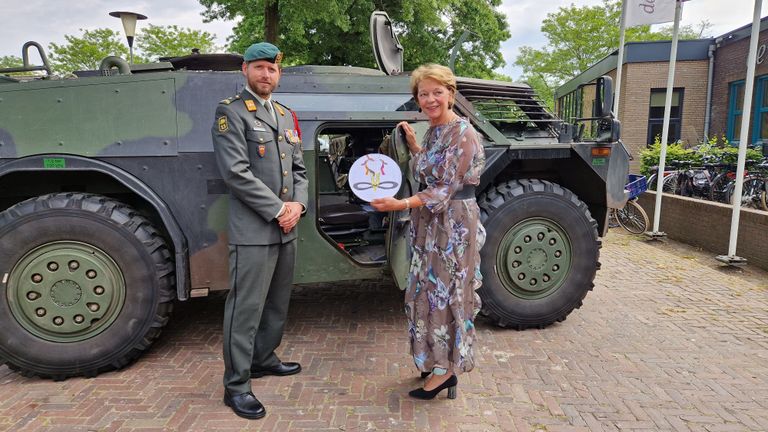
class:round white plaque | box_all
[348,153,402,202]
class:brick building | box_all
[555,17,768,173]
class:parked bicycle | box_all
[611,174,649,234]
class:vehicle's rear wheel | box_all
[477,180,600,329]
[0,193,174,380]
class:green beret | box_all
[243,42,283,64]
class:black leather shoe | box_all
[223,391,266,419]
[420,371,430,379]
[250,361,302,378]
[409,375,458,400]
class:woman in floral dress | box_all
[372,64,485,400]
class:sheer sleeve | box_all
[415,121,480,213]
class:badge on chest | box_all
[284,129,300,144]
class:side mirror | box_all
[594,76,614,118]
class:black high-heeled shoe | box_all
[420,371,430,379]
[408,375,458,400]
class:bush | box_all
[639,135,763,176]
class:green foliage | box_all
[639,141,698,176]
[136,25,217,61]
[49,28,130,74]
[199,0,510,79]
[0,55,41,78]
[515,0,713,107]
[639,136,763,176]
[520,73,555,111]
[45,25,220,75]
[0,55,22,69]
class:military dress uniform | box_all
[212,78,308,399]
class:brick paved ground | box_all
[1,231,767,432]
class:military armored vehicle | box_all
[0,12,628,379]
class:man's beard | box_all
[248,76,277,98]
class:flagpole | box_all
[717,0,763,265]
[649,0,682,236]
[614,0,628,121]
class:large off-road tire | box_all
[0,193,174,380]
[477,180,600,329]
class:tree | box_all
[47,26,220,74]
[136,24,218,61]
[199,0,510,79]
[0,55,42,78]
[0,55,22,69]
[49,28,130,74]
[514,0,712,108]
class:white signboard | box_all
[348,153,402,202]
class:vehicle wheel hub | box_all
[7,241,126,342]
[496,218,571,299]
[50,280,83,307]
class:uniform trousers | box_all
[222,240,296,394]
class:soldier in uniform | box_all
[211,42,308,420]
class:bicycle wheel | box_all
[615,200,649,234]
[662,172,681,194]
[709,172,731,203]
[608,208,620,228]
[647,173,659,191]
[725,176,764,208]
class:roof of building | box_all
[555,39,712,98]
[717,15,768,47]
[555,15,768,100]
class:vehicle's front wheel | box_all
[477,180,600,329]
[0,193,174,379]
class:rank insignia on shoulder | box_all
[274,103,285,116]
[218,116,229,132]
[245,99,258,112]
[258,144,266,158]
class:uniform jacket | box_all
[212,89,309,245]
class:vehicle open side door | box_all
[385,122,427,289]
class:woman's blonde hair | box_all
[410,64,457,105]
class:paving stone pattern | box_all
[0,231,767,432]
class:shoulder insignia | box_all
[273,101,287,117]
[218,116,229,132]
[219,95,239,105]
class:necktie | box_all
[263,100,275,123]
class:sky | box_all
[0,0,764,78]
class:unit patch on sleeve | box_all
[218,116,229,132]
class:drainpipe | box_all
[704,38,721,139]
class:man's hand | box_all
[277,202,303,233]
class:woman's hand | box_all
[397,121,420,154]
[371,197,406,212]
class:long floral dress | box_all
[407,117,486,375]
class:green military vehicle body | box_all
[0,13,629,379]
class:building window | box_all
[727,80,745,143]
[647,88,683,145]
[752,76,768,143]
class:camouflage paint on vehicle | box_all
[0,11,628,379]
